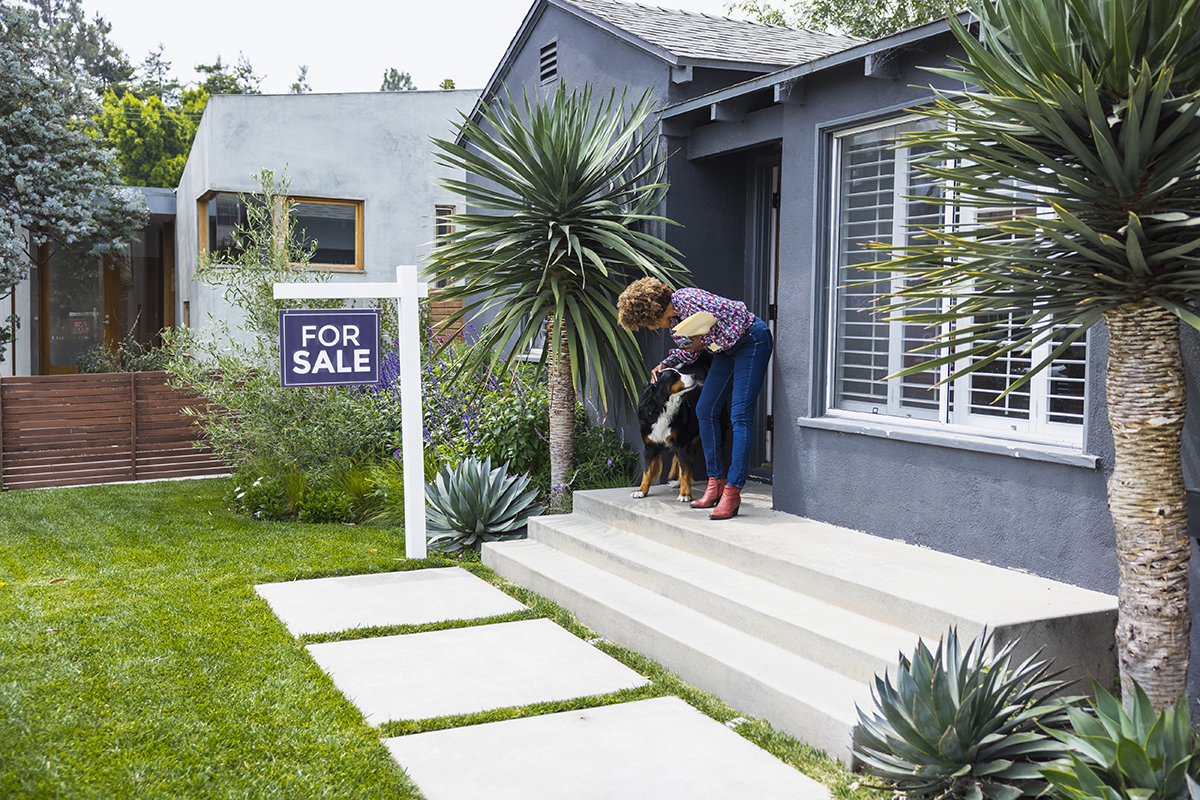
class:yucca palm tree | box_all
[877,0,1200,708]
[429,84,687,510]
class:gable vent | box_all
[539,41,558,83]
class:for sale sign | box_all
[279,308,381,387]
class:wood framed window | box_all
[430,204,463,341]
[198,192,364,272]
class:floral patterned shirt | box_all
[660,287,756,369]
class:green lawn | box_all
[0,478,868,800]
[0,478,423,799]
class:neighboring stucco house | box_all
[175,89,480,342]
[3,88,478,377]
[5,186,175,376]
[478,0,1200,698]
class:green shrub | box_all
[422,456,543,554]
[420,340,551,477]
[297,489,354,524]
[77,334,170,373]
[226,459,384,523]
[1042,681,1200,800]
[161,169,392,485]
[229,474,288,520]
[855,627,1073,800]
[368,449,446,528]
[569,405,638,490]
[166,331,402,484]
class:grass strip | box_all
[298,609,541,645]
[378,683,667,737]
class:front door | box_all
[748,156,781,478]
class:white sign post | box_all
[274,265,430,559]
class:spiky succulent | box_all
[855,627,1074,800]
[424,456,543,554]
[1042,681,1200,800]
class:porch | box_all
[483,484,1118,766]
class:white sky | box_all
[90,0,750,95]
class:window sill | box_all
[797,414,1101,469]
[296,263,364,273]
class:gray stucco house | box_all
[5,88,478,376]
[475,0,1200,700]
[176,89,480,342]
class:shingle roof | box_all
[559,0,864,66]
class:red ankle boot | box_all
[691,478,726,509]
[709,486,741,520]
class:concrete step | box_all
[484,486,1117,766]
[571,487,1117,680]
[525,512,914,684]
[483,537,869,765]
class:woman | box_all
[617,277,773,520]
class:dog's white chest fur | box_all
[647,392,687,445]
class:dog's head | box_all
[638,368,701,416]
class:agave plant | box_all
[1042,681,1200,800]
[424,456,543,554]
[855,627,1074,800]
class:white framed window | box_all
[827,116,1087,445]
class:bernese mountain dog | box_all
[631,355,711,502]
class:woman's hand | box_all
[650,362,665,381]
[682,337,706,352]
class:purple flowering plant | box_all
[365,326,552,481]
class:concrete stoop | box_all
[481,485,1118,766]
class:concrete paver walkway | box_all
[307,618,649,723]
[255,566,829,800]
[254,567,524,635]
[387,695,825,800]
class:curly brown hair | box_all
[617,277,674,330]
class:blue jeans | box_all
[696,317,773,489]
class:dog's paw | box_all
[668,479,680,488]
[677,493,692,503]
[631,490,646,499]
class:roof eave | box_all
[661,12,972,126]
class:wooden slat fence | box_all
[0,371,228,490]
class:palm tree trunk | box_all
[1105,302,1190,710]
[547,322,575,512]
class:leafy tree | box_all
[195,53,262,95]
[0,3,146,360]
[93,87,207,187]
[439,78,455,90]
[429,84,687,510]
[289,64,310,94]
[725,0,957,39]
[876,0,1200,708]
[21,0,132,92]
[380,68,415,91]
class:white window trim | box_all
[824,115,1089,450]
